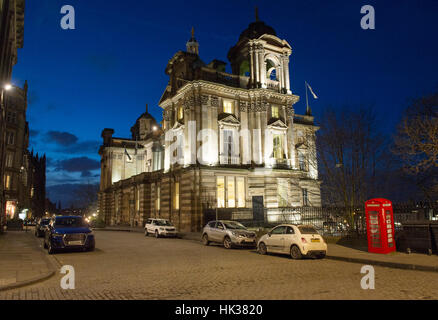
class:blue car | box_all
[44,216,95,254]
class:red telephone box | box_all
[365,198,396,254]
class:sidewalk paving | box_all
[96,226,438,272]
[0,231,56,291]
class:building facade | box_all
[99,16,321,232]
[0,0,25,228]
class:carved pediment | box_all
[268,118,288,129]
[218,113,241,126]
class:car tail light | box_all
[301,237,307,243]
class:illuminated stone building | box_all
[0,0,25,228]
[99,15,321,231]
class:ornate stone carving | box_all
[211,96,219,107]
[239,101,247,112]
[201,95,209,105]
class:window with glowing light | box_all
[227,176,235,208]
[223,100,234,114]
[174,182,180,210]
[177,106,184,121]
[271,105,279,119]
[236,177,245,208]
[5,174,11,190]
[217,176,246,208]
[156,185,161,211]
[217,177,225,208]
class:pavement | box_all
[1,227,438,299]
[2,230,438,300]
[96,226,438,273]
[0,230,56,291]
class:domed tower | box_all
[130,104,159,140]
[227,8,292,94]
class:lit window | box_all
[136,188,140,211]
[236,177,245,208]
[271,105,279,118]
[273,135,283,159]
[217,177,225,208]
[174,182,180,210]
[278,179,288,207]
[178,106,184,121]
[227,176,235,208]
[223,100,234,114]
[156,185,161,211]
[5,174,11,190]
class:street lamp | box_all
[3,84,12,91]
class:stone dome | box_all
[238,20,277,41]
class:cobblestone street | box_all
[1,231,438,300]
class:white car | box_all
[257,224,327,259]
[144,218,177,238]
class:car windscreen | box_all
[223,222,247,230]
[298,226,318,234]
[155,220,172,226]
[54,217,87,228]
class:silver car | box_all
[202,220,257,249]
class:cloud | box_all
[44,131,78,146]
[55,140,100,155]
[55,157,100,173]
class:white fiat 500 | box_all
[257,224,327,259]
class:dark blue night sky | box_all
[10,0,438,205]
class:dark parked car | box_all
[44,216,95,254]
[35,218,51,237]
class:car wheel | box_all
[47,240,55,255]
[155,230,159,238]
[258,242,267,255]
[202,234,209,246]
[290,245,302,260]
[317,253,326,259]
[223,237,232,249]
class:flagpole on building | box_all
[305,81,310,115]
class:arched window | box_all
[266,59,278,81]
[239,60,250,77]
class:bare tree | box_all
[315,106,386,232]
[393,92,438,201]
[74,183,99,215]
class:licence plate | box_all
[68,240,83,245]
[311,239,320,243]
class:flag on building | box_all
[306,82,319,99]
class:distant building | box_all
[0,0,25,228]
[27,150,46,218]
[99,15,321,231]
